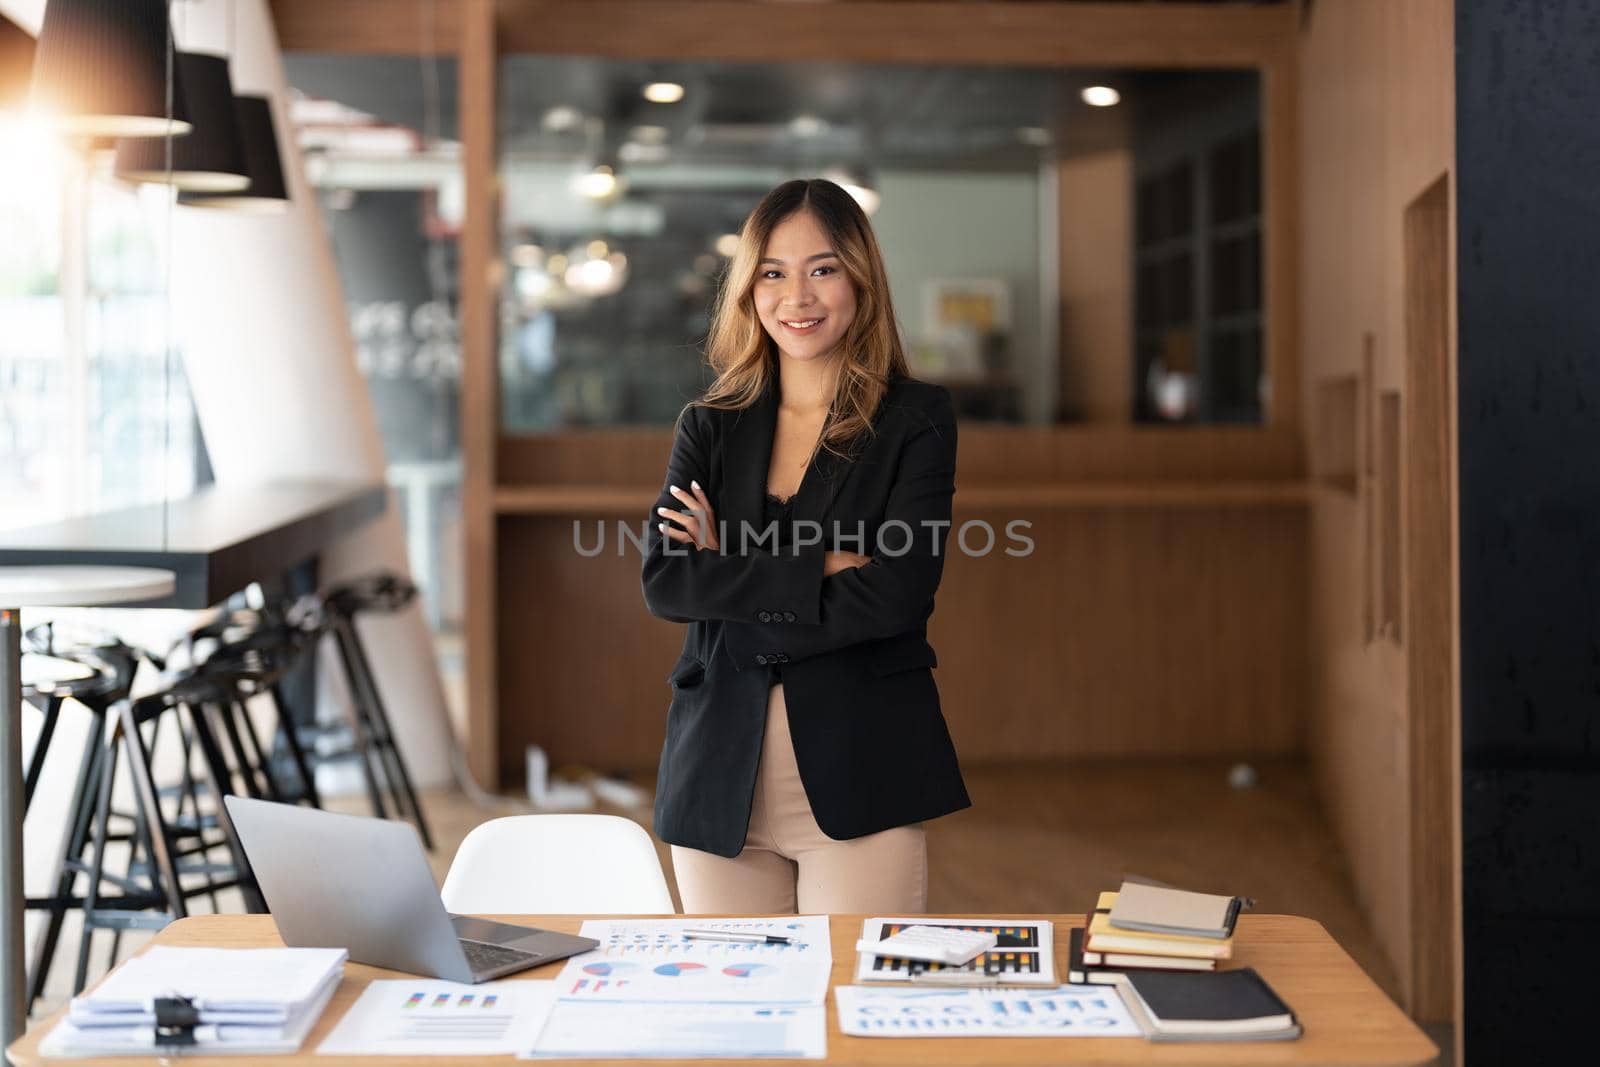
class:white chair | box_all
[440,814,676,914]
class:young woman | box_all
[641,178,969,914]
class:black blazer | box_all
[641,374,971,857]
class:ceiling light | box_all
[115,53,248,192]
[1016,126,1051,147]
[573,163,619,199]
[29,0,192,138]
[510,243,545,268]
[642,81,684,104]
[788,114,829,139]
[618,140,668,164]
[541,105,582,132]
[586,239,609,259]
[630,124,669,144]
[1080,85,1121,108]
[822,167,880,216]
[714,233,740,258]
[178,95,290,213]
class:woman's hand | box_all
[658,480,720,551]
[823,550,871,577]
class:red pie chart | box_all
[653,962,707,977]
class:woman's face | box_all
[753,210,857,366]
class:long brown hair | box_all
[691,178,909,459]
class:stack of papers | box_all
[528,916,832,1059]
[40,946,345,1056]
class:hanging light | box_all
[0,15,35,112]
[114,52,246,191]
[28,0,191,138]
[573,163,619,200]
[178,94,288,212]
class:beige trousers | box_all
[671,682,928,914]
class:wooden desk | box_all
[6,914,1437,1067]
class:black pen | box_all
[682,929,792,945]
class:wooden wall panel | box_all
[496,1,1297,68]
[1298,0,1456,1023]
[498,425,1307,489]
[460,0,500,787]
[269,0,462,53]
[496,502,1306,777]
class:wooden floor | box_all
[24,757,1402,1030]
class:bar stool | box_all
[1,565,174,1041]
[297,573,434,849]
[19,627,262,1004]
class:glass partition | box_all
[283,53,464,634]
[495,57,1261,428]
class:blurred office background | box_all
[2,1,1486,1061]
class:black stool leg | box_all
[184,703,267,913]
[211,700,263,800]
[26,714,105,1007]
[227,698,282,802]
[325,624,391,821]
[22,694,63,813]
[74,732,119,994]
[267,684,321,808]
[117,704,186,920]
[336,615,433,849]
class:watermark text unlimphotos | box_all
[574,517,1035,558]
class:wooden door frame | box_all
[1402,172,1458,1025]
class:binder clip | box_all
[153,995,201,1047]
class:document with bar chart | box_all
[551,916,832,1004]
[835,984,1140,1038]
[317,980,558,1056]
[854,918,1057,985]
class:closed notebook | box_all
[1117,968,1301,1042]
[1068,927,1214,984]
[1088,893,1233,960]
[1109,880,1244,939]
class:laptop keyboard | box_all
[460,938,539,976]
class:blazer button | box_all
[755,654,769,666]
[758,611,772,623]
[783,611,797,622]
[778,653,790,663]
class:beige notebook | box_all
[1108,882,1244,939]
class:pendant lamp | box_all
[115,52,246,191]
[28,0,190,138]
[0,15,34,111]
[179,94,288,212]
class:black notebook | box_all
[1119,968,1301,1042]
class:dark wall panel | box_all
[1457,1,1600,1061]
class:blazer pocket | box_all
[870,643,939,676]
[668,653,707,689]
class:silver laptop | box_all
[224,797,599,982]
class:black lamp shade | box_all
[115,53,246,192]
[180,95,289,213]
[29,0,190,138]
[0,15,34,111]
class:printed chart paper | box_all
[835,984,1142,1038]
[553,916,832,1004]
[525,1001,826,1059]
[854,917,1056,985]
[317,980,558,1056]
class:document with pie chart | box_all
[550,916,832,1004]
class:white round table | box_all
[0,566,176,1045]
